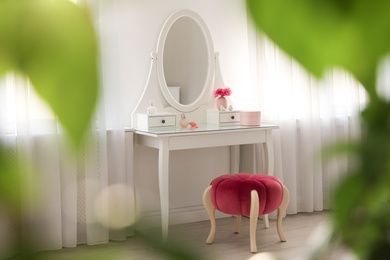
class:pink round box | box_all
[240,111,261,126]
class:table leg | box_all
[125,131,135,236]
[230,145,240,174]
[262,130,274,228]
[263,130,275,176]
[158,138,169,241]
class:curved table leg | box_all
[203,186,216,244]
[250,190,259,253]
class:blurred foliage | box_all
[6,0,390,258]
[0,0,99,147]
[0,1,202,260]
[0,143,20,210]
[0,0,99,259]
[247,0,390,259]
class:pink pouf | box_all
[210,173,284,216]
[203,173,290,253]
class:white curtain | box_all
[0,1,133,259]
[253,33,367,214]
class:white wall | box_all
[98,0,253,225]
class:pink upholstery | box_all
[210,173,284,216]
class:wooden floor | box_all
[35,211,353,260]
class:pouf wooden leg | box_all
[250,190,260,253]
[203,186,216,244]
[263,214,270,228]
[234,215,241,234]
[276,185,290,242]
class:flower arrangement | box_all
[213,87,232,98]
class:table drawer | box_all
[148,115,176,127]
[207,110,240,125]
[137,113,176,129]
[219,112,240,123]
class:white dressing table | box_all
[134,124,278,239]
[131,9,279,240]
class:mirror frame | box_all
[156,9,215,113]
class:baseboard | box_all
[135,205,230,230]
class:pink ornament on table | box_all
[213,87,232,111]
[189,121,198,129]
[180,113,189,128]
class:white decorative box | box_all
[137,113,176,129]
[240,111,261,126]
[168,86,181,102]
[207,109,240,125]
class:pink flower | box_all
[213,88,232,98]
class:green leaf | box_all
[246,0,390,258]
[0,0,99,147]
[0,143,21,208]
[246,0,390,95]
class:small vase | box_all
[147,100,157,115]
[216,96,227,110]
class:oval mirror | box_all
[157,10,215,112]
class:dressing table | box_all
[131,10,278,240]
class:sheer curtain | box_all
[0,1,132,259]
[252,33,367,214]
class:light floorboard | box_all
[33,211,354,260]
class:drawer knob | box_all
[231,116,235,120]
[161,120,166,124]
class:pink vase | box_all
[216,96,227,110]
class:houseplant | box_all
[0,0,99,258]
[247,0,390,258]
[0,1,202,259]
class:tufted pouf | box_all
[202,173,290,253]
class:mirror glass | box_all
[157,10,214,112]
[163,17,208,105]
